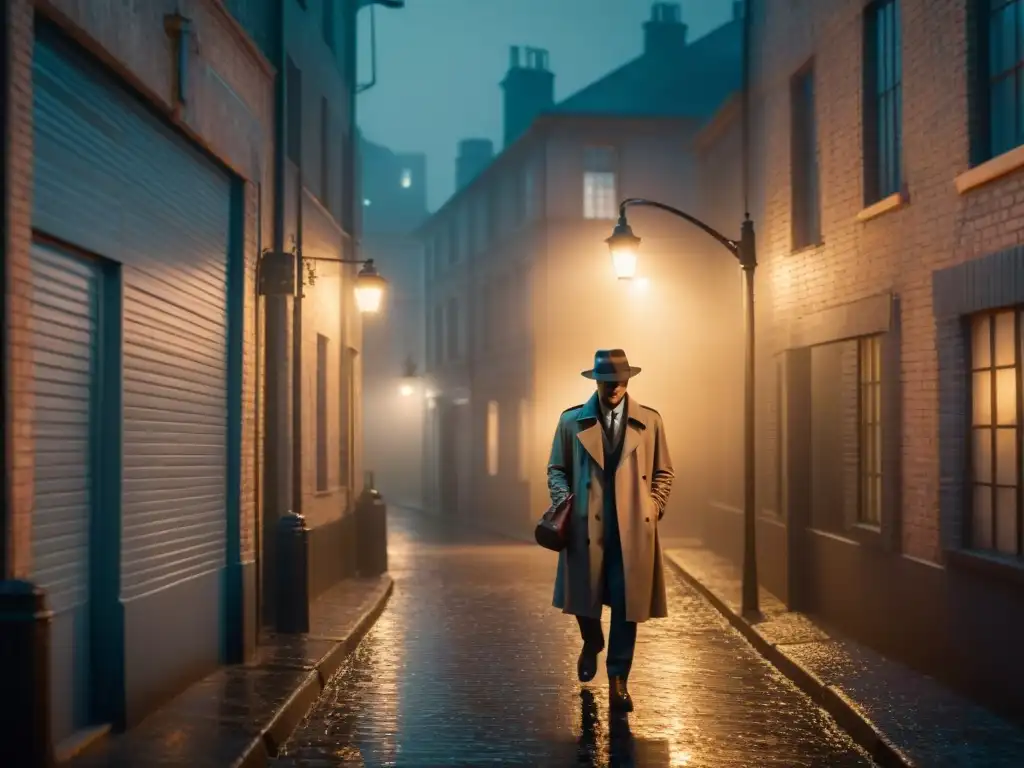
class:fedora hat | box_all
[581,349,642,381]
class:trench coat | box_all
[547,392,675,623]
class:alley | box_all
[272,509,873,767]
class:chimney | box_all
[501,46,554,148]
[733,1,744,20]
[643,3,688,56]
[456,138,494,190]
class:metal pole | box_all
[740,221,759,617]
[293,188,303,519]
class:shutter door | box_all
[32,24,232,699]
[30,244,99,744]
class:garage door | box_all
[32,23,233,725]
[30,244,99,746]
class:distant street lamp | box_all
[399,355,418,397]
[605,198,761,617]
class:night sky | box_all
[357,0,737,211]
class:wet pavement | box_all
[667,544,1024,768]
[272,509,874,767]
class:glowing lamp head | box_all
[605,217,641,280]
[354,260,387,314]
[399,383,414,397]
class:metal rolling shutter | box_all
[30,244,98,744]
[31,29,232,603]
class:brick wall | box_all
[5,0,274,571]
[751,0,1024,562]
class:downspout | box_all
[292,147,304,519]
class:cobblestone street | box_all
[273,509,873,767]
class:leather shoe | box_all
[577,643,602,683]
[609,676,634,712]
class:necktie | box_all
[607,411,617,444]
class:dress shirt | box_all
[599,398,626,449]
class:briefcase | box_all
[534,493,574,552]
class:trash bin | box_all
[356,472,388,577]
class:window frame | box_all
[582,145,618,221]
[286,57,302,166]
[316,334,329,493]
[857,335,884,527]
[969,309,1024,556]
[322,0,336,51]
[320,95,330,208]
[790,60,821,250]
[973,0,1024,163]
[863,0,903,205]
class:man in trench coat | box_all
[547,349,675,712]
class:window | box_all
[863,0,902,204]
[340,347,357,490]
[286,57,302,165]
[976,0,1024,161]
[433,305,444,368]
[322,0,335,51]
[524,165,537,221]
[401,169,412,188]
[518,399,531,482]
[446,298,460,361]
[448,217,460,265]
[583,146,617,220]
[858,336,883,526]
[790,62,821,249]
[513,169,526,224]
[316,334,329,492]
[320,96,330,208]
[487,401,500,476]
[970,310,1022,555]
[475,196,488,251]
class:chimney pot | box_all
[501,45,554,147]
[733,1,744,20]
[456,138,494,190]
[643,2,688,56]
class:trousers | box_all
[576,426,637,680]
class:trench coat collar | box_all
[575,393,650,470]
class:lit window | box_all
[583,146,617,220]
[363,198,372,207]
[518,399,531,482]
[487,401,500,477]
[970,310,1022,555]
[401,169,412,188]
[858,336,882,526]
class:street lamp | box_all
[354,260,387,314]
[399,355,418,397]
[606,198,761,617]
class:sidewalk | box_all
[665,544,1024,768]
[69,575,393,768]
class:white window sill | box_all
[856,190,908,222]
[955,144,1024,194]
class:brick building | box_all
[360,136,429,509]
[420,3,742,539]
[0,0,389,761]
[692,0,1024,717]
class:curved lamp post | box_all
[606,199,760,617]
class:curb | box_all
[232,576,395,768]
[665,556,915,768]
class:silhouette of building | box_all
[360,136,429,509]
[419,2,743,537]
